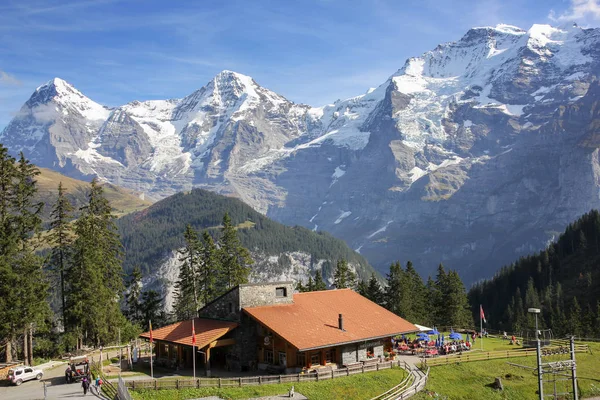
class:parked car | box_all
[6,366,43,386]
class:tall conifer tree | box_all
[48,182,74,330]
[217,213,252,291]
[67,178,124,347]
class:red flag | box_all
[192,319,196,347]
[480,305,486,323]
[149,320,153,343]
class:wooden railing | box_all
[421,344,589,368]
[370,360,430,400]
[126,359,403,390]
[90,359,118,399]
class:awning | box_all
[139,318,238,349]
[414,324,433,332]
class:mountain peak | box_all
[35,77,74,93]
[211,70,257,94]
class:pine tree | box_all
[48,182,74,330]
[313,270,327,291]
[0,145,18,361]
[444,270,473,328]
[404,261,427,323]
[173,225,201,319]
[66,178,125,347]
[569,297,582,337]
[198,231,219,305]
[306,276,314,292]
[357,279,368,297]
[217,213,253,291]
[0,152,49,364]
[333,259,356,289]
[125,266,143,325]
[140,290,165,331]
[433,264,448,326]
[384,262,403,315]
[365,273,384,306]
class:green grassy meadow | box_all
[130,367,407,400]
[415,342,600,400]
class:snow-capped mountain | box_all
[3,23,600,282]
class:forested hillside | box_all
[469,210,600,337]
[117,189,377,282]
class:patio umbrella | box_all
[417,333,429,341]
[466,334,470,343]
[427,328,440,335]
[449,332,462,340]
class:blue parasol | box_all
[449,332,462,340]
[417,332,429,340]
[427,328,440,335]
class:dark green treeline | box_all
[469,209,600,337]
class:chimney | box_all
[338,313,344,331]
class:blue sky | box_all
[1,0,599,129]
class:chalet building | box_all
[140,282,417,375]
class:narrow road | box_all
[0,350,119,400]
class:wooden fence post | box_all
[239,377,242,387]
[176,379,179,389]
[154,380,157,390]
[347,367,349,376]
[298,373,300,382]
[376,363,380,371]
[259,376,262,385]
[279,375,282,383]
[197,378,200,389]
[362,364,364,373]
[218,378,221,388]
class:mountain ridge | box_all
[2,22,600,282]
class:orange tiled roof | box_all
[244,289,418,351]
[139,318,237,348]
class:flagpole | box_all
[480,305,483,351]
[192,319,196,381]
[149,320,154,379]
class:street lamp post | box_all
[528,308,542,400]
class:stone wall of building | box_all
[198,287,241,322]
[198,282,294,372]
[340,339,385,365]
[239,282,294,308]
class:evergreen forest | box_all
[116,189,377,281]
[469,210,600,338]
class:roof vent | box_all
[338,313,344,331]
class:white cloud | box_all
[549,0,600,25]
[0,70,22,86]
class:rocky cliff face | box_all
[3,23,600,282]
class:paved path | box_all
[0,350,119,400]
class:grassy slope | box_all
[36,167,152,221]
[415,342,600,400]
[131,367,407,400]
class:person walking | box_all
[82,376,90,395]
[95,375,103,393]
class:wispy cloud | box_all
[0,70,22,86]
[549,0,600,25]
